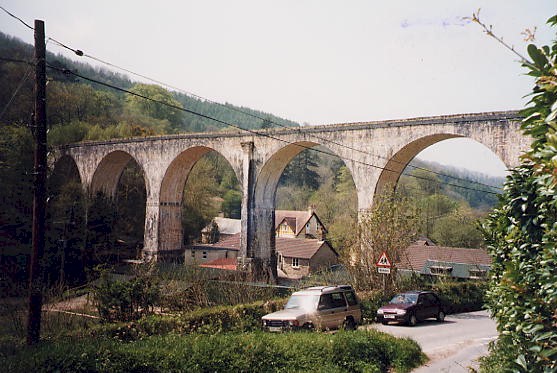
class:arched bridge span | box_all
[55,111,527,280]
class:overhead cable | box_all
[46,63,501,196]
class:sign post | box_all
[375,251,392,291]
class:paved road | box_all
[369,310,497,372]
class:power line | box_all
[0,6,505,192]
[0,64,33,121]
[46,63,500,196]
[0,56,33,65]
[0,5,34,30]
[44,36,504,191]
[0,4,503,191]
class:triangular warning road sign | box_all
[376,251,391,267]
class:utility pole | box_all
[27,19,47,345]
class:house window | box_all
[429,266,452,276]
[292,257,300,268]
[306,222,310,234]
[202,251,208,259]
[469,269,487,279]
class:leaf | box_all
[515,354,528,370]
[527,44,548,68]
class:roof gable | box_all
[275,210,327,235]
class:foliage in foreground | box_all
[478,14,557,372]
[1,330,425,373]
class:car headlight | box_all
[377,309,384,315]
[396,309,406,315]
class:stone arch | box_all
[251,141,355,277]
[158,146,238,253]
[90,150,146,198]
[50,154,82,186]
[374,133,505,199]
[256,141,325,208]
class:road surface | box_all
[370,310,497,372]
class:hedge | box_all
[2,330,425,373]
[91,298,287,341]
[90,281,487,340]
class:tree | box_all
[280,149,320,190]
[222,190,242,219]
[478,14,557,372]
[345,191,420,291]
[125,83,184,132]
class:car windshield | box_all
[285,294,320,311]
[390,293,418,304]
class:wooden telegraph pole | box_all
[27,19,47,345]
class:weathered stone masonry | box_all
[54,111,528,280]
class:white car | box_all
[262,285,362,331]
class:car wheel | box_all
[343,317,356,331]
[408,314,417,327]
[437,311,445,322]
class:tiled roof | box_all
[276,237,335,259]
[193,233,337,260]
[192,234,241,251]
[199,257,237,271]
[398,242,491,271]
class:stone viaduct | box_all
[53,110,527,280]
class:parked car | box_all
[376,290,445,326]
[262,285,362,331]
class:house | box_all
[185,234,240,265]
[275,207,327,239]
[191,233,339,279]
[199,208,327,243]
[397,240,491,280]
[190,208,337,277]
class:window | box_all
[292,257,299,268]
[430,266,452,276]
[469,269,487,279]
[306,222,310,233]
[202,251,208,260]
[318,293,346,310]
[345,291,358,306]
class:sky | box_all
[1,1,555,176]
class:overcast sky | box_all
[1,1,555,176]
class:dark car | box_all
[376,291,445,326]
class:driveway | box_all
[369,310,497,372]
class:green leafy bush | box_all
[431,281,487,314]
[91,266,160,322]
[91,298,286,340]
[2,330,425,373]
[477,14,557,372]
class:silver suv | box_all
[262,285,361,331]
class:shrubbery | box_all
[2,330,425,373]
[477,14,557,372]
[91,266,159,322]
[91,298,286,341]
